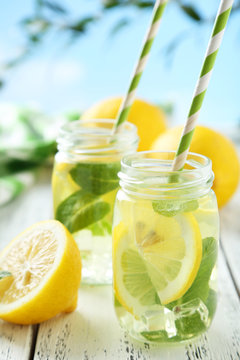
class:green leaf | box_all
[134,1,154,9]
[30,140,56,160]
[70,162,120,196]
[102,0,121,9]
[152,199,199,217]
[65,111,81,122]
[0,160,38,177]
[180,5,202,22]
[0,79,4,89]
[87,220,112,236]
[67,16,98,35]
[110,18,130,36]
[181,200,199,213]
[56,190,110,233]
[0,271,12,280]
[42,0,68,14]
[156,102,174,116]
[168,237,218,309]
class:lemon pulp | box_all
[0,220,81,324]
[113,211,202,317]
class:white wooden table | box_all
[0,169,239,360]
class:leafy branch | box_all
[1,0,240,88]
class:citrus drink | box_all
[52,119,138,284]
[112,151,219,343]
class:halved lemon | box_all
[0,220,81,324]
[0,271,13,294]
[113,212,202,317]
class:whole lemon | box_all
[151,125,240,208]
[82,97,167,151]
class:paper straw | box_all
[112,0,168,133]
[172,0,233,171]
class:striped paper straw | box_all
[112,0,168,133]
[172,0,233,171]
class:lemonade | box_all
[112,151,219,343]
[52,119,138,284]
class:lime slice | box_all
[113,212,202,317]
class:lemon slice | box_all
[194,207,219,239]
[0,220,81,324]
[52,162,80,212]
[113,212,202,317]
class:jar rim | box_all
[59,118,137,138]
[121,150,212,175]
[119,151,214,199]
[56,118,139,158]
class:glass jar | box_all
[112,151,219,343]
[52,119,139,284]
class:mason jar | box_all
[52,119,139,284]
[112,151,219,343]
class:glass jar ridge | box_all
[56,119,139,161]
[118,151,214,199]
[112,150,219,343]
[52,118,139,285]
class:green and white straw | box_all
[172,0,233,171]
[112,0,168,133]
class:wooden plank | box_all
[0,172,239,359]
[220,187,240,295]
[0,171,52,360]
[0,322,35,360]
[0,170,52,251]
[34,250,240,360]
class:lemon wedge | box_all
[0,220,81,324]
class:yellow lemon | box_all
[151,125,240,208]
[82,97,167,151]
[52,162,80,212]
[113,212,202,317]
[0,220,81,324]
[0,271,13,294]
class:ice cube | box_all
[173,298,209,335]
[141,305,177,337]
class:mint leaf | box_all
[152,199,199,217]
[165,237,217,338]
[56,190,110,233]
[205,288,217,319]
[168,237,217,310]
[70,162,120,196]
[182,236,218,303]
[0,270,12,280]
[181,200,199,213]
[152,200,182,217]
[87,220,112,236]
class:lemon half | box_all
[0,220,81,324]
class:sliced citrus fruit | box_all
[113,222,160,317]
[0,271,13,294]
[52,162,80,212]
[0,220,81,324]
[113,211,202,317]
[193,196,219,239]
